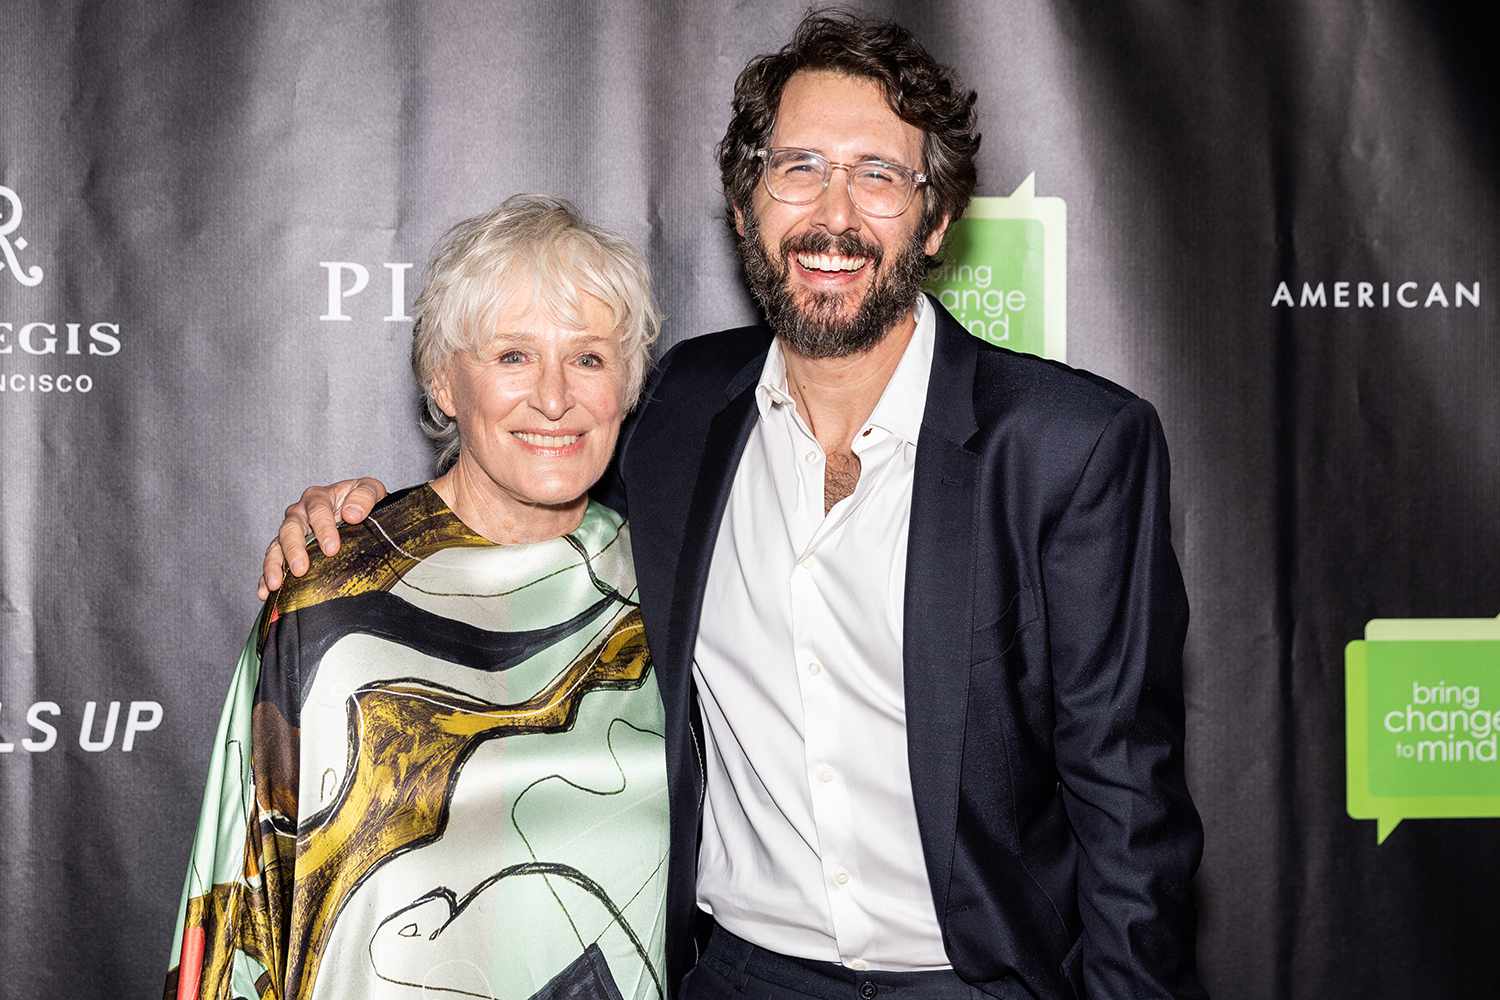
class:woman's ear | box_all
[432,367,458,419]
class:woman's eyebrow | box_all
[468,332,536,357]
[565,333,615,347]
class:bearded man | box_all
[261,12,1206,1000]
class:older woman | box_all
[165,196,664,1000]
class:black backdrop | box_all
[0,2,1495,997]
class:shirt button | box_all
[817,765,835,784]
[807,660,823,676]
[833,870,850,887]
[858,977,877,993]
[804,450,820,464]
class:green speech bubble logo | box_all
[1346,617,1500,842]
[924,174,1066,362]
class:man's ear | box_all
[733,203,747,239]
[923,211,953,258]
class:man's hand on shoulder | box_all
[256,477,389,600]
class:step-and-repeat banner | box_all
[1,2,1494,997]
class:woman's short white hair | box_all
[411,194,661,471]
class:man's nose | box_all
[808,165,861,235]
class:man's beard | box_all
[738,212,928,359]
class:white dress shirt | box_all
[692,295,950,972]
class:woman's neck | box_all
[430,455,587,545]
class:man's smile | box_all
[794,252,869,273]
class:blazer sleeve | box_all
[1042,397,1206,999]
[595,338,681,518]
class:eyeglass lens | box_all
[763,150,915,218]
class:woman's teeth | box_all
[514,432,580,447]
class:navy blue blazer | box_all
[602,302,1205,1000]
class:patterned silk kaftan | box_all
[164,485,668,1000]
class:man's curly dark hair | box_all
[716,8,981,263]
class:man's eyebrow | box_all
[779,143,914,166]
[854,150,914,166]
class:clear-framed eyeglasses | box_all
[754,147,928,219]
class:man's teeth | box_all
[796,253,868,273]
[514,432,580,447]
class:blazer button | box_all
[859,982,878,999]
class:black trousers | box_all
[682,923,979,1000]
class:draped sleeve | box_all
[164,603,302,999]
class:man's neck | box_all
[780,303,919,454]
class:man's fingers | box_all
[259,477,387,598]
[259,539,286,598]
[333,477,387,523]
[278,510,313,576]
[301,488,343,557]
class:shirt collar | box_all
[863,293,933,446]
[756,335,797,415]
[755,294,934,448]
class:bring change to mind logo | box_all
[1346,616,1500,843]
[924,174,1066,363]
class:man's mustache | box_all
[779,231,883,268]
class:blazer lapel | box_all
[665,354,764,679]
[904,307,981,919]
